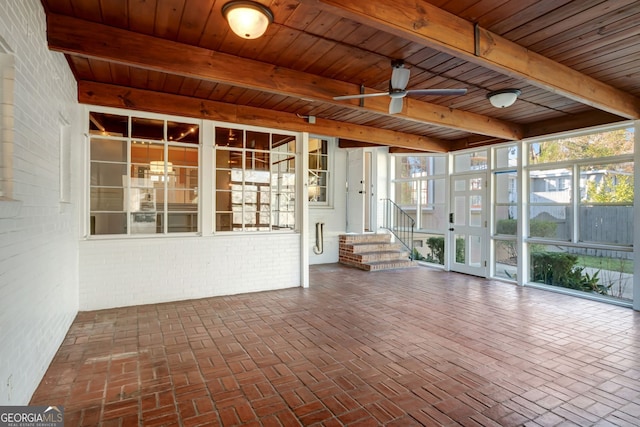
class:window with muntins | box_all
[308,137,329,204]
[392,154,447,265]
[525,125,634,303]
[89,112,200,235]
[215,127,296,232]
[393,155,446,231]
[492,144,519,281]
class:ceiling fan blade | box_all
[389,97,403,114]
[390,67,410,90]
[405,88,468,96]
[333,92,390,100]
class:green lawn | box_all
[576,255,633,274]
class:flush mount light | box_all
[150,161,173,174]
[222,1,274,40]
[487,89,521,108]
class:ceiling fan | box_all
[333,60,467,114]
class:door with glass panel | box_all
[347,149,374,233]
[449,173,487,276]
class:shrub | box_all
[496,219,559,262]
[496,218,558,237]
[412,248,427,261]
[496,219,517,235]
[531,252,581,289]
[425,237,445,265]
[454,237,465,263]
[424,236,465,265]
[531,251,607,294]
[530,220,558,238]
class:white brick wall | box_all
[79,234,301,310]
[0,1,80,404]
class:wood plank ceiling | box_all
[40,0,640,152]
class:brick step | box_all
[338,233,415,272]
[367,259,417,271]
[339,234,392,244]
[342,259,417,271]
[340,242,404,254]
[343,250,410,263]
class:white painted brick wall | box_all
[0,1,80,405]
[309,147,347,264]
[79,234,300,310]
[307,147,390,265]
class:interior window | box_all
[89,112,200,235]
[215,128,296,232]
[308,137,329,204]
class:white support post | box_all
[487,148,495,279]
[633,120,640,311]
[517,139,527,287]
[201,122,214,234]
[300,132,310,288]
[444,152,453,271]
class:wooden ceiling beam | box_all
[310,0,640,120]
[338,140,382,149]
[448,135,507,151]
[448,110,626,151]
[523,111,627,139]
[46,13,522,141]
[388,147,433,154]
[78,81,452,152]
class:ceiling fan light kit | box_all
[487,89,521,108]
[333,60,467,114]
[222,1,273,40]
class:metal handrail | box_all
[381,198,415,259]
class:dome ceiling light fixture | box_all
[222,1,274,40]
[487,89,521,108]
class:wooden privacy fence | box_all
[533,205,633,259]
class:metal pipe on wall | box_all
[313,222,324,255]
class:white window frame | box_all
[517,123,636,307]
[308,135,333,207]
[213,123,298,233]
[391,153,447,233]
[490,143,520,281]
[87,107,201,238]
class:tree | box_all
[585,174,634,203]
[532,128,633,164]
[532,128,634,204]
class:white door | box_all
[449,172,487,276]
[346,149,372,233]
[363,151,373,232]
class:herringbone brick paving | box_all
[31,264,640,426]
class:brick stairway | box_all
[339,233,416,271]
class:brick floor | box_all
[31,264,640,426]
